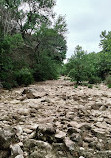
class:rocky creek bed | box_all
[0,77,111,158]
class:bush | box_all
[34,56,59,81]
[88,76,101,84]
[88,84,93,89]
[108,84,111,88]
[15,68,34,86]
[74,84,78,88]
[82,82,88,86]
[105,75,111,88]
[1,71,18,89]
[105,75,111,84]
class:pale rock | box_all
[64,137,75,151]
[23,128,33,134]
[28,131,36,139]
[16,126,23,136]
[55,131,66,142]
[0,127,18,149]
[18,109,30,115]
[18,142,23,147]
[15,155,24,158]
[91,101,103,110]
[69,121,85,129]
[28,124,39,130]
[10,100,20,104]
[23,152,28,157]
[79,147,85,150]
[91,128,106,138]
[97,117,104,122]
[10,143,23,157]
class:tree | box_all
[0,0,68,89]
[66,45,87,84]
[33,22,67,64]
[99,30,111,78]
[0,0,56,37]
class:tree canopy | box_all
[63,31,111,85]
[0,0,67,89]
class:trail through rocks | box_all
[0,77,111,158]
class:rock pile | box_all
[0,77,111,157]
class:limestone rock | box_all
[15,155,24,158]
[0,127,18,149]
[55,130,66,142]
[18,109,30,116]
[64,137,75,151]
[10,143,23,157]
[36,123,56,143]
[24,139,52,157]
[91,101,103,110]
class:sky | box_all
[54,0,111,59]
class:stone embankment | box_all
[0,77,111,158]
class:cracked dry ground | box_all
[0,77,111,158]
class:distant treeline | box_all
[62,30,111,87]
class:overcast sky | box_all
[54,0,111,58]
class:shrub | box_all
[1,71,18,89]
[74,84,78,88]
[34,56,59,81]
[15,68,34,86]
[105,75,111,84]
[82,82,88,86]
[88,84,93,89]
[105,75,111,88]
[88,76,101,84]
[108,84,111,88]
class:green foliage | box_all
[108,84,111,88]
[33,55,59,81]
[0,0,67,89]
[100,30,111,52]
[15,68,34,86]
[88,76,101,84]
[105,75,111,88]
[34,24,67,63]
[59,64,67,76]
[88,84,93,89]
[1,71,17,89]
[4,34,24,49]
[0,33,25,89]
[65,41,111,85]
[82,82,88,86]
[74,84,78,88]
[66,45,88,84]
[99,31,111,79]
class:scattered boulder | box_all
[22,89,35,99]
[1,77,111,158]
[55,130,66,143]
[10,143,23,158]
[64,137,75,151]
[0,127,18,150]
[35,123,56,143]
[24,139,53,157]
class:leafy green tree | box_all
[0,33,25,88]
[99,31,111,78]
[33,23,67,64]
[86,52,101,83]
[66,45,87,84]
[65,47,101,84]
[0,0,67,89]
